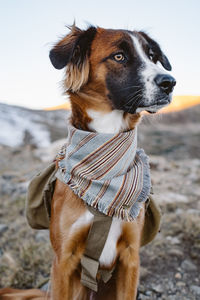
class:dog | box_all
[0,25,175,300]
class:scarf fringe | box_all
[56,124,151,222]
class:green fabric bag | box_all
[26,163,57,229]
[26,164,161,246]
[141,195,161,246]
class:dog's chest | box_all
[70,211,122,267]
[68,110,128,266]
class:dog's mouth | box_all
[135,97,172,114]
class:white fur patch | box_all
[99,217,122,266]
[69,211,94,234]
[87,109,129,134]
[130,34,169,111]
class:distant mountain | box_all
[45,96,200,113]
[0,103,69,148]
[161,95,200,113]
[143,103,200,124]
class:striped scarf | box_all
[56,122,151,221]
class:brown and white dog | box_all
[0,25,175,300]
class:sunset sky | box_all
[0,0,200,109]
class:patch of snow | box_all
[0,103,54,147]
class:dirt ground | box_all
[0,107,200,299]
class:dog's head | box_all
[50,25,176,114]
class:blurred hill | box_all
[1,102,200,159]
[159,101,200,122]
[161,95,200,113]
[139,104,200,160]
[44,95,200,113]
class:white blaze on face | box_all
[130,34,170,112]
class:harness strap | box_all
[81,206,113,292]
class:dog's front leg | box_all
[51,256,72,300]
[116,248,140,300]
[115,212,144,300]
[51,255,88,300]
[50,182,90,299]
[50,225,90,299]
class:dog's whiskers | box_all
[125,89,143,107]
[115,85,141,91]
[128,96,144,113]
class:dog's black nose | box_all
[154,74,176,94]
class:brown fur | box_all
[0,288,47,299]
[0,26,146,300]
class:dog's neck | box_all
[86,109,129,134]
[69,93,141,133]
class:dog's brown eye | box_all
[113,53,125,62]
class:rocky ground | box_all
[0,105,200,299]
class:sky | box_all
[0,0,200,109]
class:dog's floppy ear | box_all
[49,25,97,91]
[139,31,172,71]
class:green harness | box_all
[26,163,161,292]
